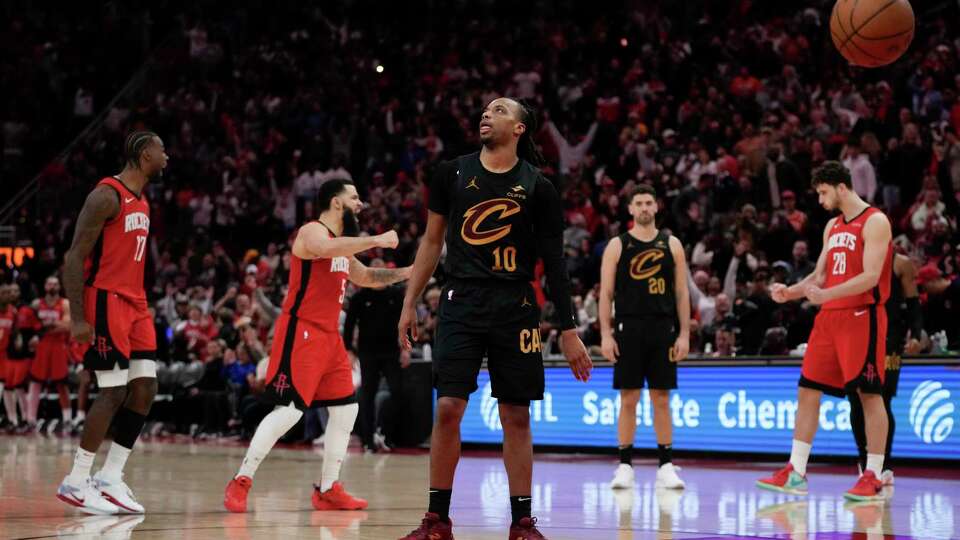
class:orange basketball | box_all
[830,0,915,67]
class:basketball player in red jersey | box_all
[26,276,73,433]
[757,161,893,501]
[0,285,19,430]
[8,284,38,433]
[224,179,411,513]
[57,131,167,515]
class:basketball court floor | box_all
[0,436,957,539]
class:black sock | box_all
[428,488,452,522]
[657,444,672,467]
[618,445,633,466]
[510,495,532,525]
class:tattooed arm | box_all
[63,186,120,343]
[348,257,412,288]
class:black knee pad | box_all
[112,407,147,449]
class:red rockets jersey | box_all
[0,305,14,355]
[84,177,150,300]
[280,227,350,332]
[822,207,893,310]
[36,297,68,343]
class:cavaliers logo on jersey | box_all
[461,198,521,246]
[629,249,665,280]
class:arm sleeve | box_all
[427,160,457,216]
[533,175,576,330]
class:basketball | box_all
[830,0,915,67]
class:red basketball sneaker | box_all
[844,470,884,502]
[397,512,454,540]
[311,482,368,510]
[224,476,252,513]
[508,516,547,539]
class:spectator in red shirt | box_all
[730,67,762,99]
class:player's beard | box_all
[636,213,655,226]
[341,208,360,237]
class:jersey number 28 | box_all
[831,252,846,276]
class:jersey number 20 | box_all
[648,277,666,294]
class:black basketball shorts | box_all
[613,317,678,390]
[432,279,544,405]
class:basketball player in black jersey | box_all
[848,252,921,486]
[396,97,592,540]
[599,184,690,491]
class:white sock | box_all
[26,385,40,423]
[320,403,358,492]
[789,439,812,477]
[76,410,86,422]
[99,443,132,481]
[17,391,27,420]
[62,408,73,423]
[237,404,303,479]
[3,391,17,424]
[866,453,884,477]
[69,448,96,482]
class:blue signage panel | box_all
[459,365,960,460]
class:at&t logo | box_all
[477,381,558,432]
[909,380,955,444]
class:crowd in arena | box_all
[2,1,960,439]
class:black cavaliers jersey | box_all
[434,153,540,281]
[614,230,676,318]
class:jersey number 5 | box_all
[338,278,347,304]
[134,236,147,262]
[831,252,846,276]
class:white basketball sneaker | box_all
[880,470,894,486]
[93,472,145,514]
[655,462,685,489]
[610,463,635,489]
[57,476,120,515]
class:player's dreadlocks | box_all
[514,99,544,167]
[123,131,159,169]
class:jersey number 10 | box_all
[491,246,517,273]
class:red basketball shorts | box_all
[82,287,157,371]
[29,338,69,383]
[4,356,31,389]
[263,313,355,410]
[800,305,886,397]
